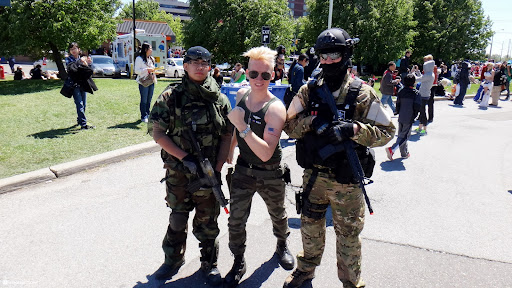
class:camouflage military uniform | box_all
[148,76,232,267]
[284,73,395,287]
[228,93,289,256]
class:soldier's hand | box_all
[181,154,199,175]
[328,121,355,143]
[311,116,330,135]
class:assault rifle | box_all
[317,83,374,215]
[185,128,230,214]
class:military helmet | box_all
[184,46,212,65]
[314,28,358,62]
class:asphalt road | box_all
[1,98,512,288]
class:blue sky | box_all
[121,0,511,57]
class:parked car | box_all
[90,55,121,78]
[165,58,185,78]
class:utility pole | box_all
[328,0,333,29]
[131,0,136,79]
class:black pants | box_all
[428,86,435,122]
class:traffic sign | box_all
[262,26,270,45]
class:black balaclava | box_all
[320,59,347,92]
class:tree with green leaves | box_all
[411,0,492,63]
[183,0,294,64]
[0,0,121,78]
[304,0,416,73]
[118,0,184,46]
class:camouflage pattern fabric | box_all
[284,73,395,287]
[162,168,220,265]
[227,165,289,256]
[148,76,231,267]
[297,169,365,287]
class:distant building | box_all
[155,0,191,21]
[288,0,307,18]
[153,0,307,21]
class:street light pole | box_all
[131,0,136,79]
[328,0,333,29]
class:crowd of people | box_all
[381,51,511,161]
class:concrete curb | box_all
[0,141,160,195]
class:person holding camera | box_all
[65,42,97,129]
[135,42,157,123]
[283,28,395,288]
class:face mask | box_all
[320,60,346,76]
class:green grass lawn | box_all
[0,77,177,179]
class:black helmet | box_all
[314,28,358,63]
[184,46,211,64]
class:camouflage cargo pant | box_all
[228,164,289,256]
[297,169,366,287]
[162,168,220,266]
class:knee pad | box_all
[169,211,189,232]
[302,199,328,220]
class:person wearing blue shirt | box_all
[289,54,309,94]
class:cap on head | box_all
[184,46,211,65]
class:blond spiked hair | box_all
[243,46,277,69]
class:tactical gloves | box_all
[311,116,330,135]
[328,121,355,143]
[182,154,200,174]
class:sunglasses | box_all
[248,70,272,80]
[319,52,342,61]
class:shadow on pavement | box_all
[134,270,210,288]
[380,158,406,171]
[28,125,80,139]
[238,257,280,287]
[407,133,421,142]
[108,120,142,130]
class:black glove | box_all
[182,154,199,174]
[327,121,355,143]
[311,116,330,135]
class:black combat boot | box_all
[199,240,222,286]
[153,259,185,281]
[224,255,246,287]
[276,240,295,270]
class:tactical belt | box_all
[235,159,283,179]
[237,158,281,171]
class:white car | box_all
[165,58,185,78]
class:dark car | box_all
[90,55,121,78]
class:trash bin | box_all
[221,83,290,108]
